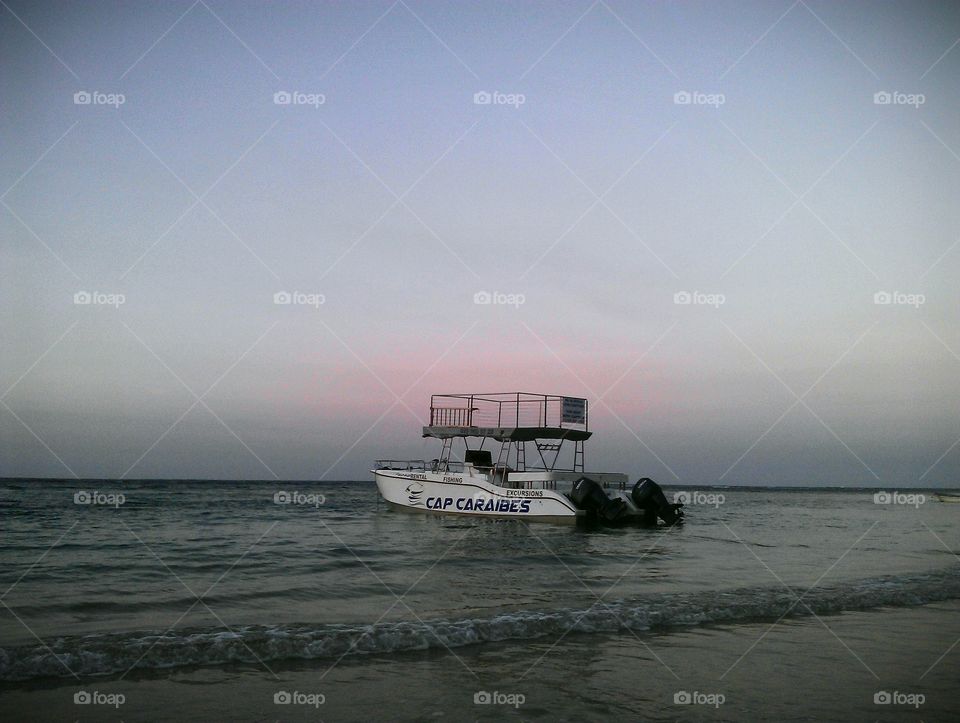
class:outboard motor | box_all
[570,477,630,524]
[630,477,683,526]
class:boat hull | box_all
[374,469,582,523]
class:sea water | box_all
[1,480,958,720]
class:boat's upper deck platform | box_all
[423,392,589,441]
[422,425,591,442]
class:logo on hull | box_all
[406,482,425,506]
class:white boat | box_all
[373,392,683,526]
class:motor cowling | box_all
[630,477,683,525]
[570,477,630,523]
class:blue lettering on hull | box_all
[425,496,531,513]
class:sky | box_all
[1,0,958,485]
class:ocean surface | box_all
[1,479,959,721]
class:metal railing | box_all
[375,459,466,472]
[428,392,588,430]
[430,407,473,426]
[375,459,428,471]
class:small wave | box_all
[2,566,958,681]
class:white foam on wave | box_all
[2,566,958,681]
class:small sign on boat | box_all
[562,397,586,424]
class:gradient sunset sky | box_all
[2,0,958,485]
